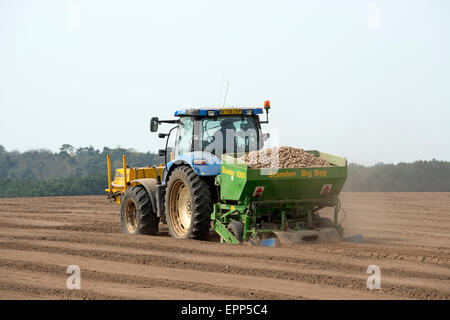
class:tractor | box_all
[106,101,347,245]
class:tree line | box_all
[0,144,164,198]
[0,144,164,180]
[343,161,450,192]
[0,145,449,198]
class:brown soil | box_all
[0,193,449,300]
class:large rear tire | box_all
[165,166,212,240]
[120,185,159,235]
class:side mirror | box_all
[262,133,270,141]
[158,149,167,156]
[150,117,159,132]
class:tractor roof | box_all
[174,107,264,117]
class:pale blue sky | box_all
[1,0,449,165]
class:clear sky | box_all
[1,0,449,165]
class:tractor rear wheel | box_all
[120,185,159,235]
[165,166,212,240]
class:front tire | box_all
[120,185,159,235]
[165,166,212,240]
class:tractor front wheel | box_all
[120,185,159,235]
[165,166,212,240]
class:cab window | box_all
[201,116,258,156]
[175,117,193,156]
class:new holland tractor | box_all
[106,101,348,245]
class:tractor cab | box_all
[151,103,271,182]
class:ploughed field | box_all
[0,193,449,300]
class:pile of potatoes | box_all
[239,146,330,169]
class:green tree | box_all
[59,144,74,156]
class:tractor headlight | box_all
[246,109,253,115]
[207,110,215,116]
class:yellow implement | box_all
[106,155,164,204]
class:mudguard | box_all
[129,178,158,214]
[164,152,221,183]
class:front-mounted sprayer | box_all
[105,154,130,201]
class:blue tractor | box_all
[107,101,272,241]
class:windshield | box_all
[201,116,259,156]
